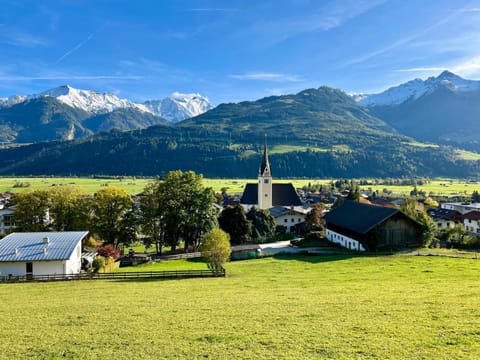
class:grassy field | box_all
[1,254,480,359]
[0,177,477,197]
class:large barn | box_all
[0,231,88,278]
[323,201,422,251]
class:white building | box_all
[0,231,88,278]
[441,202,480,215]
[463,211,480,235]
[269,206,309,234]
[0,205,15,234]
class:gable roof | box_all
[0,231,88,262]
[323,200,401,234]
[241,183,302,207]
[427,208,462,221]
[464,211,480,221]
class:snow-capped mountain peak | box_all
[36,85,152,114]
[357,71,480,107]
[143,92,214,123]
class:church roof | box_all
[240,183,302,207]
[259,136,271,176]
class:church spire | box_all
[259,134,271,177]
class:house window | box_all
[284,219,288,223]
[264,179,269,184]
[298,218,301,222]
[291,218,294,222]
[3,215,12,227]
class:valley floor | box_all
[0,254,479,359]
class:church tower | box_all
[258,135,273,209]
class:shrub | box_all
[97,244,121,260]
[92,256,105,272]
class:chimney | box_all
[43,236,50,245]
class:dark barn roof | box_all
[323,200,400,234]
[240,183,302,207]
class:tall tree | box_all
[472,190,480,203]
[140,170,216,252]
[305,202,324,231]
[246,207,275,242]
[90,186,137,247]
[12,190,51,231]
[218,205,252,245]
[48,186,89,231]
[139,182,165,254]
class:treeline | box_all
[8,170,282,253]
[0,129,478,178]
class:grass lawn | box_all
[1,254,480,359]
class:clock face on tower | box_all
[265,194,268,197]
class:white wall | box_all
[464,219,480,234]
[0,261,64,277]
[0,241,82,277]
[64,241,82,275]
[436,219,456,229]
[326,229,366,251]
[275,213,305,233]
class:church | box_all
[240,138,306,233]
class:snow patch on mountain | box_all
[357,71,480,107]
[144,92,214,123]
[36,85,152,114]
[0,95,28,108]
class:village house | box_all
[323,201,422,251]
[463,211,480,235]
[427,208,463,229]
[269,205,310,234]
[441,202,480,214]
[0,231,88,278]
[0,205,15,234]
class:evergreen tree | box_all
[246,207,276,242]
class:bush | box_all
[97,244,121,260]
[92,256,105,272]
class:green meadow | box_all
[1,255,480,359]
[0,177,477,196]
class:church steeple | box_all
[258,134,272,209]
[259,134,271,177]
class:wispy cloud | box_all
[246,0,385,44]
[0,74,143,81]
[395,55,480,78]
[0,29,48,47]
[230,72,302,82]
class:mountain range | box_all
[0,81,478,178]
[0,86,213,143]
[356,71,480,151]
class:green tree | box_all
[305,202,324,231]
[201,228,231,271]
[140,171,216,252]
[472,190,480,203]
[12,190,51,231]
[246,207,276,242]
[416,211,438,247]
[218,205,252,245]
[139,182,165,254]
[48,186,89,231]
[400,197,418,219]
[346,180,360,201]
[90,186,137,247]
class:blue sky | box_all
[1,0,480,104]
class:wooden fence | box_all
[0,268,226,283]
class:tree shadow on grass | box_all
[270,251,396,264]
